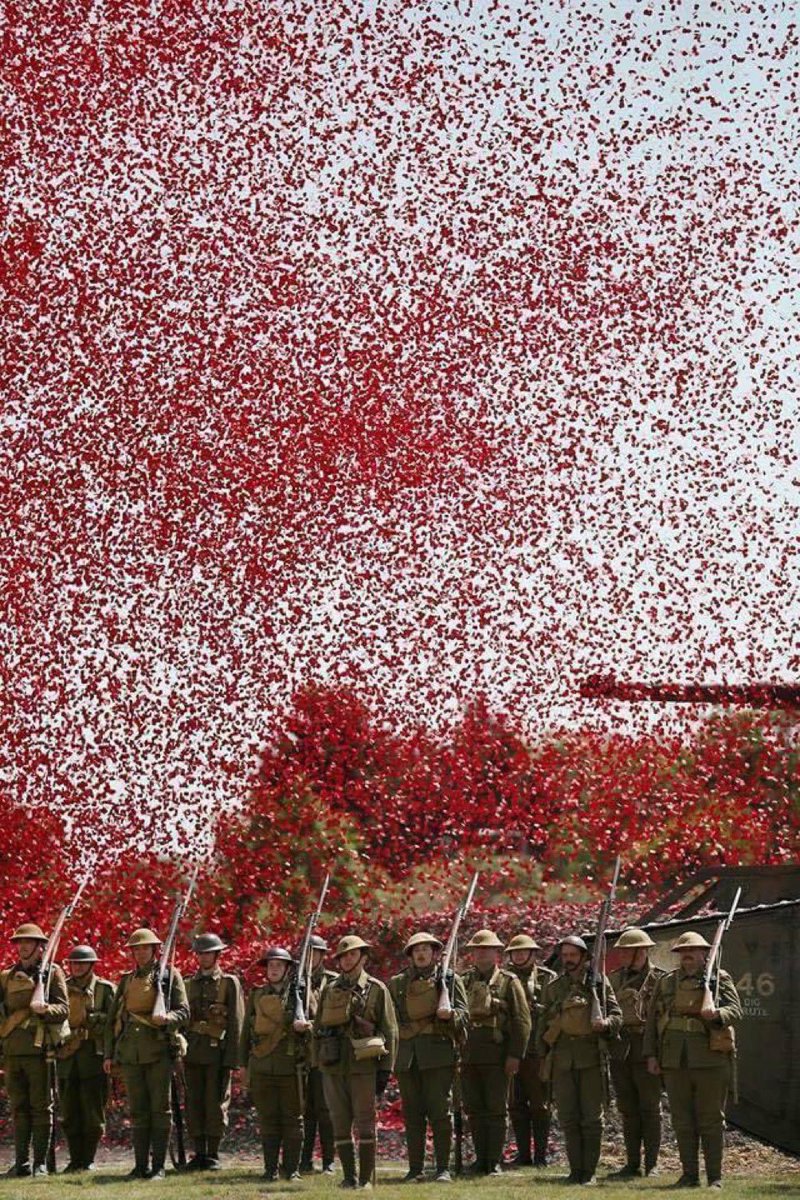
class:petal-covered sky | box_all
[3,0,798,843]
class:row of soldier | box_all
[0,919,741,1188]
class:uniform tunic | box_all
[507,961,557,1163]
[608,961,664,1173]
[388,966,469,1175]
[240,978,307,1173]
[301,966,337,1170]
[0,962,69,1169]
[184,967,244,1142]
[643,967,742,1184]
[537,969,622,1180]
[56,972,114,1167]
[460,965,531,1172]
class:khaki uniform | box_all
[313,968,398,1187]
[240,979,307,1178]
[55,972,114,1169]
[301,966,337,1172]
[609,962,664,1174]
[388,966,469,1177]
[0,962,69,1172]
[537,969,622,1181]
[507,961,556,1165]
[184,967,244,1157]
[460,966,531,1173]
[643,967,742,1185]
[105,964,189,1175]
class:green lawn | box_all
[0,1164,798,1199]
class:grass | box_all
[0,1162,798,1199]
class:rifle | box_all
[31,872,91,1010]
[292,873,331,1112]
[30,873,90,1176]
[700,887,742,1019]
[588,856,621,1025]
[152,865,199,1022]
[293,872,331,1030]
[438,871,478,1176]
[437,871,479,1020]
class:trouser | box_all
[121,1059,173,1136]
[508,1056,550,1161]
[552,1064,604,1178]
[460,1063,508,1170]
[397,1063,454,1173]
[610,1047,662,1172]
[184,1063,232,1139]
[250,1070,303,1174]
[322,1070,377,1186]
[663,1065,729,1183]
[4,1055,53,1167]
[57,1060,108,1166]
[302,1066,334,1166]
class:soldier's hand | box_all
[646,1056,661,1076]
[30,1000,47,1015]
[150,1013,168,1027]
[103,1058,114,1076]
[293,1019,313,1033]
[504,1056,521,1077]
[590,1018,607,1033]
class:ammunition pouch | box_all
[350,1034,387,1061]
[542,1016,562,1047]
[251,992,287,1058]
[405,979,438,1021]
[618,986,644,1029]
[319,987,353,1028]
[467,981,494,1021]
[560,996,592,1037]
[673,980,704,1017]
[399,1019,436,1040]
[125,973,158,1018]
[708,1025,736,1055]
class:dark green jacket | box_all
[0,962,69,1057]
[186,968,244,1069]
[313,968,398,1076]
[461,966,531,1066]
[536,969,622,1069]
[642,968,742,1069]
[105,965,189,1066]
[388,967,468,1072]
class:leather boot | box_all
[509,1115,532,1166]
[403,1116,426,1180]
[432,1119,452,1180]
[149,1129,168,1180]
[31,1124,51,1177]
[127,1128,151,1179]
[8,1116,32,1176]
[300,1118,316,1172]
[83,1127,103,1170]
[186,1137,207,1171]
[358,1139,375,1190]
[337,1140,357,1189]
[263,1136,281,1181]
[642,1109,662,1175]
[283,1136,303,1181]
[205,1136,221,1170]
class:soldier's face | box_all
[266,960,289,984]
[561,946,585,973]
[618,948,647,970]
[411,945,435,970]
[311,950,325,971]
[16,939,42,963]
[338,950,362,975]
[132,945,157,968]
[472,948,498,973]
[510,950,534,967]
[679,949,707,975]
[69,960,93,979]
[196,951,218,972]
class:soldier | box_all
[299,933,337,1175]
[460,929,531,1177]
[103,928,190,1180]
[0,923,69,1177]
[504,933,556,1168]
[56,945,114,1173]
[183,932,244,1171]
[388,931,469,1183]
[240,946,307,1182]
[644,930,742,1190]
[313,934,399,1190]
[607,928,665,1179]
[537,934,622,1186]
